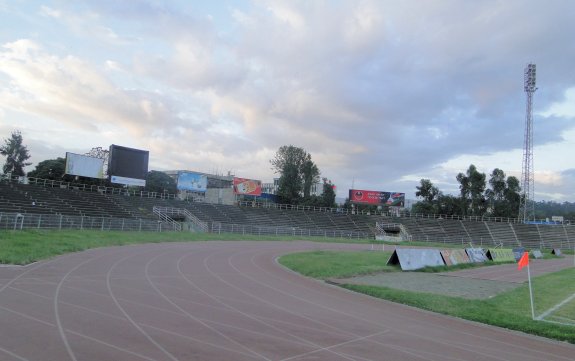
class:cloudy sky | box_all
[1,0,574,201]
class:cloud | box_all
[0,39,185,137]
[2,0,575,202]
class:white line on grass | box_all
[536,292,575,321]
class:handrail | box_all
[152,207,182,231]
[152,206,208,232]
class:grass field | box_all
[0,229,375,265]
[279,250,575,344]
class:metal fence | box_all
[210,222,370,239]
[0,212,179,232]
[409,232,574,251]
[0,212,370,239]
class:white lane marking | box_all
[144,250,272,361]
[106,251,180,361]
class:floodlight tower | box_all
[518,63,537,222]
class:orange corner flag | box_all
[518,252,529,270]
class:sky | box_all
[1,0,574,202]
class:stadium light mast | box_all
[518,63,537,222]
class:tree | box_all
[28,158,66,179]
[437,194,462,215]
[302,159,320,198]
[276,162,301,204]
[320,180,336,208]
[413,179,440,214]
[456,164,486,216]
[483,169,522,218]
[504,176,521,218]
[1,130,32,176]
[145,171,177,194]
[271,145,320,204]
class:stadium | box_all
[1,2,575,359]
[0,147,573,250]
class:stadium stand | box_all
[0,174,573,248]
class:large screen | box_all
[108,144,149,186]
[349,189,405,207]
[177,172,207,192]
[65,152,105,179]
[233,177,262,196]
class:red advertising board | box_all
[233,177,262,196]
[349,189,405,207]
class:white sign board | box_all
[65,152,105,179]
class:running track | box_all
[0,241,573,361]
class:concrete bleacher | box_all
[0,182,141,218]
[512,223,543,249]
[461,221,495,246]
[388,215,573,250]
[486,222,520,246]
[1,177,573,247]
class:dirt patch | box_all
[331,272,521,299]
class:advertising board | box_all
[108,144,149,186]
[65,152,105,179]
[177,172,207,192]
[233,177,262,196]
[349,189,405,206]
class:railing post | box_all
[59,214,63,230]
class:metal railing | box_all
[3,173,572,225]
[237,200,572,225]
[210,222,370,239]
[152,206,208,232]
[0,212,179,232]
[1,173,177,200]
[152,207,182,231]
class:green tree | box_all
[504,176,521,218]
[320,180,336,208]
[456,165,486,216]
[302,159,320,198]
[483,168,521,218]
[271,145,320,204]
[28,158,66,179]
[413,179,440,214]
[276,162,301,204]
[1,130,32,176]
[437,194,462,215]
[485,168,507,217]
[145,171,177,194]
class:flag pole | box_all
[527,261,535,320]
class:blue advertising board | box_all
[177,172,207,192]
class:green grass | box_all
[0,229,495,266]
[279,250,396,278]
[0,230,375,265]
[279,250,575,343]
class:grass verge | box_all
[279,250,575,343]
[0,229,374,265]
[279,250,396,278]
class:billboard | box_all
[177,172,207,192]
[65,152,105,179]
[108,144,149,187]
[233,177,262,196]
[349,189,405,207]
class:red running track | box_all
[0,241,573,361]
